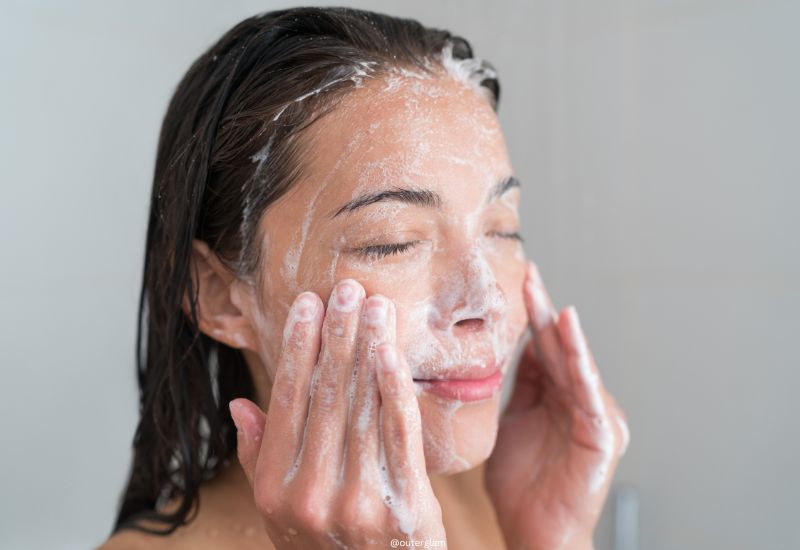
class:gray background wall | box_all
[1,1,797,549]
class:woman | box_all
[101,7,629,549]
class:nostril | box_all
[454,318,484,332]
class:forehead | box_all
[295,69,512,207]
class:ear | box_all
[182,239,259,351]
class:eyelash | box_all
[354,231,524,259]
[355,240,421,259]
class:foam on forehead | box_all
[438,41,498,105]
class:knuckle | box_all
[380,377,401,399]
[308,374,341,413]
[289,492,330,532]
[322,319,358,353]
[338,496,381,533]
[253,482,281,519]
[270,377,294,407]
[385,419,412,450]
[284,320,314,351]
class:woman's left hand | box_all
[486,262,630,550]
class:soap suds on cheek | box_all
[339,92,518,472]
[279,123,375,294]
[272,65,520,479]
[423,399,468,472]
[243,234,281,367]
[404,244,516,374]
[398,247,521,473]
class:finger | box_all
[558,307,620,497]
[229,398,267,485]
[260,291,323,480]
[375,342,428,501]
[298,279,366,484]
[558,306,607,418]
[523,262,570,390]
[343,295,394,487]
[558,306,618,473]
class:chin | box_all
[418,390,502,475]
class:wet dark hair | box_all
[113,5,500,536]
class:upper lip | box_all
[412,357,503,381]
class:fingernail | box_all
[331,280,362,312]
[230,399,264,442]
[568,306,594,383]
[569,305,581,331]
[568,306,588,353]
[292,292,320,322]
[365,295,388,327]
[229,400,245,434]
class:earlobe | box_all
[182,239,259,351]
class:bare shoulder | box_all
[96,529,174,550]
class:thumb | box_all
[229,398,266,485]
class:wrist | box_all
[508,531,594,550]
[560,533,594,550]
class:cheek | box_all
[250,302,285,382]
[249,271,300,382]
[492,245,528,329]
[416,388,503,473]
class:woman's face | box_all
[241,68,529,474]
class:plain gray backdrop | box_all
[1,1,798,549]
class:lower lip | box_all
[414,369,504,402]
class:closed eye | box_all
[352,231,522,260]
[488,230,524,242]
[353,240,420,259]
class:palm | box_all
[486,264,628,550]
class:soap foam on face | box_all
[242,56,523,529]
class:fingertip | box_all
[229,398,266,441]
[339,277,366,293]
[523,262,535,296]
[329,278,367,312]
[558,305,580,339]
[229,398,246,432]
[559,308,589,366]
[294,291,323,318]
[283,292,323,347]
[567,305,580,328]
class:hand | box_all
[229,279,447,549]
[486,262,630,550]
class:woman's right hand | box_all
[229,279,447,549]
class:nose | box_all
[453,317,486,333]
[431,242,509,334]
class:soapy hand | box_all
[486,262,630,550]
[228,279,446,549]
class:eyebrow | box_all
[487,176,521,202]
[329,176,520,219]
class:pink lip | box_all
[414,368,504,402]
